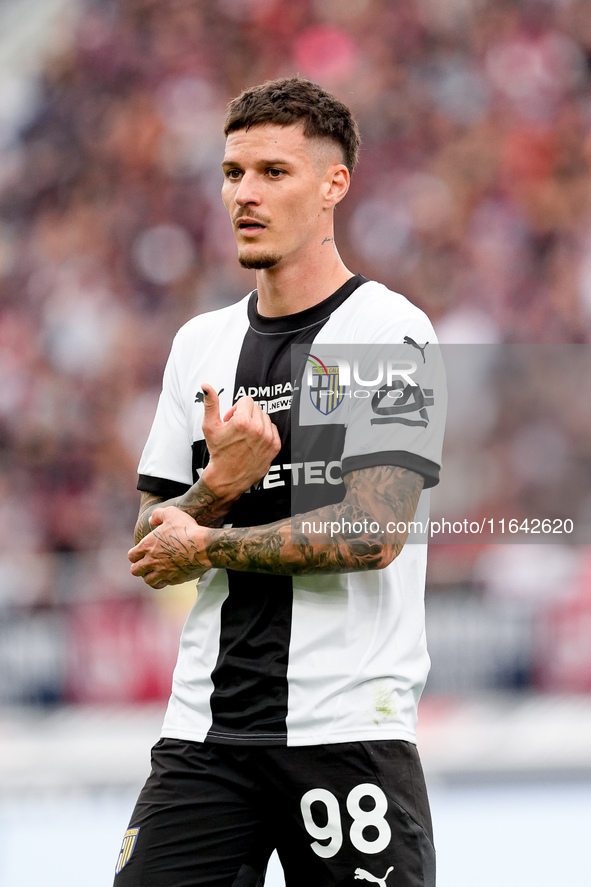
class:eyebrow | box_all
[221,158,292,168]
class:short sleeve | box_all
[338,319,446,487]
[137,333,193,497]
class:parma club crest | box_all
[306,354,346,416]
[115,827,140,875]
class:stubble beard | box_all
[238,251,282,270]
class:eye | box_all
[225,168,242,180]
[267,168,285,178]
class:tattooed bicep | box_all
[344,465,424,524]
[138,491,166,517]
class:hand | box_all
[200,383,281,499]
[128,506,211,589]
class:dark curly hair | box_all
[224,77,361,175]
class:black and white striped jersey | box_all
[137,275,446,747]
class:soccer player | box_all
[118,77,445,887]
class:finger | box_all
[134,563,167,588]
[222,402,238,422]
[145,575,168,589]
[257,409,280,446]
[201,383,222,429]
[259,407,274,431]
[270,422,281,453]
[130,558,149,576]
[231,395,255,422]
[149,507,165,527]
[128,546,144,563]
[131,561,165,585]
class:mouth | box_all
[236,218,267,236]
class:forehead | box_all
[223,123,334,167]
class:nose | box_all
[234,171,261,207]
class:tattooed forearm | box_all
[135,493,166,544]
[207,528,289,574]
[205,514,387,575]
[203,466,425,575]
[134,478,236,544]
[178,479,237,526]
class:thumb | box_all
[201,383,221,428]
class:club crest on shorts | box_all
[115,827,140,875]
[306,354,346,415]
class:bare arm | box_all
[134,383,281,544]
[204,465,423,574]
[134,482,235,545]
[129,465,424,587]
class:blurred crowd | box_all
[1,0,591,704]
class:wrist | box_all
[200,463,242,503]
[200,526,223,570]
[184,521,216,571]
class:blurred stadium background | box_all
[1,0,591,884]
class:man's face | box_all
[221,123,343,270]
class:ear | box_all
[321,164,350,209]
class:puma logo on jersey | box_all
[195,387,224,403]
[403,336,428,363]
[354,866,394,886]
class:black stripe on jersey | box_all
[206,276,366,745]
[137,474,191,498]
[206,571,293,744]
[192,440,209,486]
[341,451,441,489]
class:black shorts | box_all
[113,738,435,887]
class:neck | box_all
[254,244,353,317]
